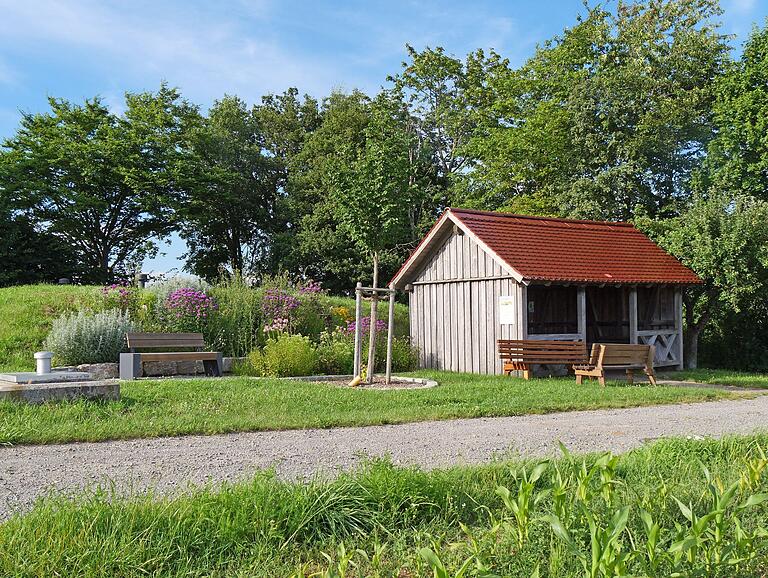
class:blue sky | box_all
[1,0,766,274]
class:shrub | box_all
[44,309,136,365]
[100,282,137,312]
[316,330,355,375]
[163,288,217,333]
[247,334,319,377]
[146,275,210,303]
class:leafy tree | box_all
[639,193,768,368]
[696,20,768,200]
[254,88,322,275]
[0,192,76,285]
[176,96,278,280]
[467,0,729,219]
[285,91,380,292]
[389,45,503,207]
[328,91,421,285]
[0,86,196,282]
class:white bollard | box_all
[34,351,54,375]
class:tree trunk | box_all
[685,327,700,369]
[366,252,379,384]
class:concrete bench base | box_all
[0,380,120,404]
[120,353,223,380]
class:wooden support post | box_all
[629,287,638,345]
[385,289,396,384]
[519,283,528,340]
[577,286,586,342]
[353,282,363,378]
[674,286,684,370]
[366,254,379,384]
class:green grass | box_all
[2,434,768,577]
[0,371,748,445]
[0,284,101,371]
[665,368,768,388]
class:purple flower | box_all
[165,288,217,321]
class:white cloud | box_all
[730,0,756,13]
[0,0,340,105]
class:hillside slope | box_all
[0,285,101,371]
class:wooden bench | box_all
[498,339,588,380]
[574,343,656,386]
[119,333,223,380]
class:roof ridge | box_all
[448,207,634,228]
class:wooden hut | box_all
[389,209,702,374]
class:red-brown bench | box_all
[498,339,588,380]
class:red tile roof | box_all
[451,208,701,285]
[390,208,702,287]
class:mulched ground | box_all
[319,376,431,389]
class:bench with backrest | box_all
[119,333,223,380]
[498,339,588,380]
[574,343,656,386]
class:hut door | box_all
[585,287,630,344]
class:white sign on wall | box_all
[499,295,516,325]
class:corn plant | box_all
[544,505,631,578]
[496,461,550,550]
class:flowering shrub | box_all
[101,282,136,312]
[164,288,218,332]
[299,280,323,295]
[262,289,300,322]
[342,316,388,337]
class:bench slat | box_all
[139,352,220,362]
[126,332,206,349]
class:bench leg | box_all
[576,374,583,385]
[646,370,657,386]
[626,369,634,385]
[522,368,531,380]
[203,354,223,377]
[598,373,606,387]
[120,353,141,380]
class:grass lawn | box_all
[664,368,768,388]
[0,371,751,445]
[2,434,768,577]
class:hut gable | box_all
[413,229,513,284]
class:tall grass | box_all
[206,276,264,357]
[1,436,767,576]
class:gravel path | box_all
[1,395,767,518]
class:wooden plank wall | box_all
[408,231,520,374]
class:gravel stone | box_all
[1,395,767,519]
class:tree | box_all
[176,96,278,280]
[254,88,322,275]
[389,45,503,208]
[0,86,196,282]
[640,193,768,368]
[328,91,420,285]
[0,190,76,285]
[695,21,768,200]
[328,91,421,379]
[467,0,729,219]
